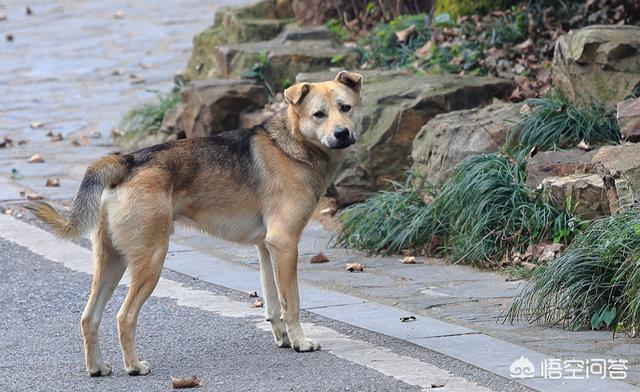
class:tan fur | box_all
[30,71,363,376]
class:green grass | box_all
[505,210,640,333]
[333,179,436,254]
[512,95,621,151]
[335,153,572,266]
[119,83,183,144]
[430,153,558,266]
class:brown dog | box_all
[28,71,363,376]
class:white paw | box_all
[126,360,151,376]
[292,337,321,352]
[275,332,292,348]
[88,362,112,377]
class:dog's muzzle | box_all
[323,127,356,149]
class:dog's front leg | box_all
[256,243,291,348]
[264,234,320,352]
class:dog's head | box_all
[284,71,363,150]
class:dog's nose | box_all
[334,127,350,140]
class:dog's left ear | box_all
[284,83,310,105]
[335,71,363,93]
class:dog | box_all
[27,71,363,377]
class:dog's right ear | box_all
[284,83,310,105]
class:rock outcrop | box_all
[525,149,597,189]
[541,174,610,219]
[161,80,268,138]
[552,25,640,109]
[411,102,520,185]
[592,143,640,211]
[297,70,516,204]
[617,98,640,142]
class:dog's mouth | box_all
[321,135,356,150]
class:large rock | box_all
[411,102,520,185]
[161,80,268,138]
[592,143,640,211]
[297,70,516,204]
[541,174,610,220]
[525,149,597,188]
[617,98,640,142]
[184,0,294,81]
[552,25,640,108]
[215,26,358,91]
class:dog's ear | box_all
[335,71,363,93]
[284,83,310,105]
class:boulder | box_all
[617,98,640,142]
[184,0,294,81]
[592,143,640,211]
[215,26,358,91]
[297,70,516,204]
[541,174,610,220]
[411,102,521,185]
[552,25,640,109]
[525,149,597,188]
[161,80,268,138]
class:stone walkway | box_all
[1,1,640,390]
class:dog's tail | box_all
[26,155,129,239]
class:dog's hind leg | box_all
[81,211,126,377]
[257,242,290,348]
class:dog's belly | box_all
[176,210,267,244]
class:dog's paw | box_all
[275,333,292,348]
[126,360,151,376]
[88,362,112,377]
[292,338,321,352]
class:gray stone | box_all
[541,174,610,219]
[525,148,596,188]
[592,143,640,210]
[297,70,516,204]
[553,25,640,109]
[617,97,640,141]
[161,79,268,138]
[412,102,520,186]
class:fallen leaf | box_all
[80,134,90,145]
[139,62,152,69]
[28,154,44,163]
[577,140,591,151]
[0,137,12,148]
[310,252,330,264]
[90,130,101,139]
[251,299,263,308]
[113,10,124,19]
[30,121,44,129]
[345,263,365,272]
[70,139,81,147]
[171,375,202,389]
[47,131,63,142]
[415,40,433,57]
[0,12,7,21]
[18,140,27,145]
[401,256,416,264]
[319,207,336,216]
[26,193,43,200]
[400,316,417,322]
[521,261,536,271]
[45,178,60,187]
[247,291,258,298]
[395,24,416,43]
[111,69,123,76]
[129,74,145,84]
[4,208,14,215]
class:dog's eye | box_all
[313,111,326,119]
[340,104,352,113]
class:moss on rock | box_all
[434,0,507,19]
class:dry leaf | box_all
[129,74,145,84]
[46,131,63,142]
[45,178,60,187]
[4,208,14,216]
[310,252,330,264]
[247,291,258,298]
[577,140,591,151]
[0,12,7,21]
[401,256,416,264]
[415,40,433,57]
[319,207,336,216]
[90,130,101,139]
[18,140,27,145]
[111,69,123,76]
[171,375,202,389]
[113,10,124,19]
[251,299,263,308]
[80,134,90,145]
[400,316,417,322]
[26,193,43,201]
[28,154,44,163]
[0,137,12,148]
[139,62,152,69]
[395,24,416,43]
[30,121,44,129]
[70,139,81,147]
[345,263,365,272]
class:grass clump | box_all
[333,179,435,255]
[118,81,183,146]
[505,210,640,333]
[512,95,621,151]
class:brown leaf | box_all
[26,193,43,201]
[80,134,90,145]
[46,131,63,142]
[28,154,44,163]
[251,299,263,308]
[18,140,27,145]
[401,256,416,264]
[45,178,60,187]
[139,62,152,69]
[395,24,416,43]
[310,252,330,264]
[400,316,416,322]
[113,10,124,19]
[577,140,591,151]
[171,375,202,389]
[30,121,44,129]
[0,137,12,148]
[346,263,365,272]
[247,291,258,298]
[415,40,433,57]
[319,207,336,216]
[129,73,145,84]
[111,69,123,76]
